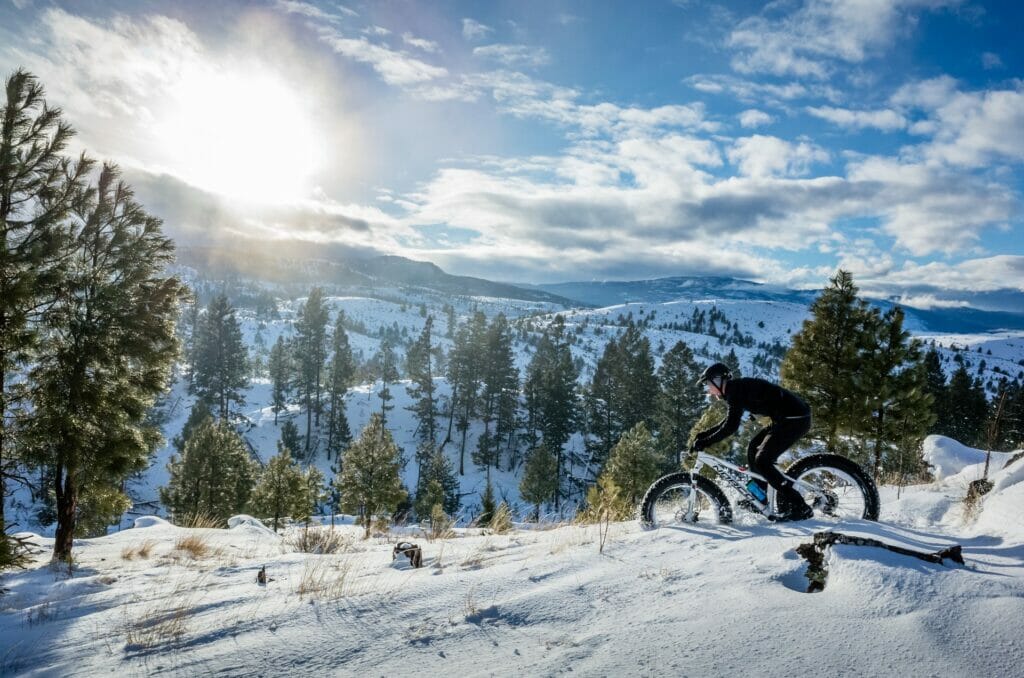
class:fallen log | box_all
[795,530,964,593]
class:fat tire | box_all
[782,454,880,521]
[640,471,733,528]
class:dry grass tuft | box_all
[288,527,351,554]
[120,539,158,561]
[177,512,222,529]
[488,502,514,534]
[173,533,212,560]
[295,558,354,600]
[123,575,207,651]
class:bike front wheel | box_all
[782,454,880,521]
[640,472,733,528]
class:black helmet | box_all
[696,362,732,387]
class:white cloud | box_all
[685,74,841,106]
[320,34,448,85]
[727,0,963,79]
[806,105,907,131]
[738,109,774,128]
[462,18,493,41]
[893,78,1024,167]
[402,32,440,53]
[473,44,550,69]
[274,1,348,23]
[981,52,1004,70]
[727,135,829,178]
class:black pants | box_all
[747,416,811,506]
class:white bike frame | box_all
[690,451,813,519]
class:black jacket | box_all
[695,377,810,449]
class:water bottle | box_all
[746,479,766,502]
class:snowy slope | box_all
[2,442,1022,676]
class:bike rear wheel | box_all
[781,454,879,521]
[640,472,733,528]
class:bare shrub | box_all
[288,527,350,554]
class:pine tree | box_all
[944,364,989,445]
[248,444,306,531]
[655,341,704,463]
[335,414,407,537]
[602,422,664,506]
[294,288,329,456]
[474,314,519,473]
[1,69,92,552]
[858,307,934,477]
[615,323,658,435]
[325,314,354,460]
[780,270,872,455]
[523,318,578,510]
[406,316,438,452]
[413,445,460,519]
[586,336,620,464]
[24,164,185,561]
[375,337,399,428]
[160,416,257,526]
[478,477,496,525]
[192,294,248,422]
[520,443,558,520]
[268,335,291,425]
[447,312,486,474]
[280,419,302,458]
[922,347,948,436]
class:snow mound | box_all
[921,435,1014,479]
[227,514,278,537]
[132,515,170,529]
[973,453,1024,537]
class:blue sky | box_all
[2,0,1023,309]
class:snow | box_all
[3,451,1024,675]
[4,285,1024,674]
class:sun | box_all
[155,65,325,204]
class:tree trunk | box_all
[53,469,77,562]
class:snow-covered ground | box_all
[2,438,1021,676]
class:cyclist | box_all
[692,363,814,522]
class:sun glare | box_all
[155,66,325,204]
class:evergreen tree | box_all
[413,445,460,519]
[858,307,934,477]
[944,364,988,445]
[585,323,656,468]
[173,400,214,455]
[294,288,329,456]
[248,444,306,531]
[602,422,664,507]
[325,314,354,460]
[780,270,872,455]
[523,318,578,510]
[922,347,949,436]
[192,293,248,422]
[655,341,704,463]
[375,337,399,428]
[335,414,406,537]
[25,164,184,561]
[478,477,496,525]
[406,316,438,453]
[520,443,558,520]
[280,419,302,458]
[447,312,486,474]
[268,335,291,425]
[1,69,92,550]
[474,314,519,473]
[160,416,257,526]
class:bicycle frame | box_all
[690,451,815,518]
